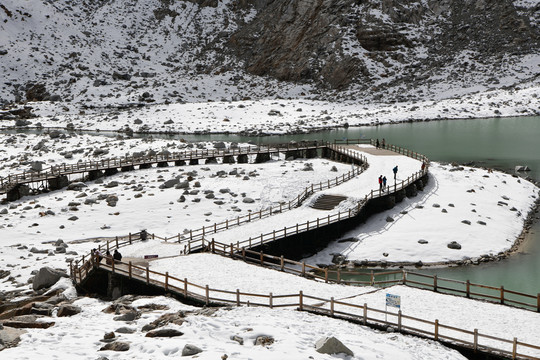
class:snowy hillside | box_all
[1,0,539,111]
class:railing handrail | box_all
[70,255,540,360]
[0,141,329,192]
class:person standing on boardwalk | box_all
[382,138,386,149]
[383,176,387,190]
[376,139,380,149]
[378,175,383,191]
[393,165,398,181]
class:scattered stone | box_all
[477,221,487,225]
[99,341,130,352]
[105,181,119,188]
[315,336,354,357]
[32,267,68,290]
[145,329,184,338]
[418,239,428,244]
[254,335,274,346]
[242,197,255,204]
[57,305,81,317]
[447,241,462,250]
[461,220,471,225]
[113,311,139,322]
[230,335,244,345]
[386,216,394,222]
[68,216,79,221]
[115,327,136,334]
[182,344,203,356]
[432,203,440,208]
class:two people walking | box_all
[378,165,398,192]
[375,138,386,149]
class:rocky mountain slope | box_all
[0,0,538,110]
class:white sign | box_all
[386,293,401,309]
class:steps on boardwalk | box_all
[310,194,348,210]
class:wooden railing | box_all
[0,141,327,192]
[154,145,368,243]
[176,142,428,253]
[71,255,540,360]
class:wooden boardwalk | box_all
[0,142,326,196]
[70,250,540,360]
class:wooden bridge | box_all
[70,243,540,360]
[66,141,540,359]
[0,141,334,200]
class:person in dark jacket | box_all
[113,249,122,263]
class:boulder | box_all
[30,161,44,172]
[254,335,274,346]
[159,178,179,189]
[242,197,255,204]
[315,336,354,356]
[57,305,81,317]
[32,267,68,291]
[447,241,462,250]
[145,329,183,338]
[99,341,130,352]
[113,311,139,322]
[182,344,203,356]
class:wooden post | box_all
[337,268,341,283]
[280,255,284,271]
[299,291,303,311]
[165,272,169,291]
[146,266,150,285]
[434,275,438,292]
[434,319,439,340]
[115,236,119,248]
[402,270,406,284]
[302,262,306,277]
[205,285,209,305]
[242,247,246,261]
[129,232,132,244]
[260,250,264,265]
[363,303,367,324]
[230,243,234,258]
[370,270,374,286]
[466,280,470,298]
[236,289,240,306]
[111,260,115,273]
[325,268,328,283]
[269,293,273,309]
[473,329,478,351]
[211,238,215,253]
[106,240,110,253]
[184,278,188,297]
[128,262,132,278]
[398,310,402,332]
[537,293,540,312]
[512,337,518,359]
[330,297,334,316]
[500,286,504,304]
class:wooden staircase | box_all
[310,194,348,210]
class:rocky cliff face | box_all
[0,0,538,107]
[229,0,539,94]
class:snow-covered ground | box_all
[308,161,539,265]
[1,289,468,360]
[1,138,538,359]
[7,85,540,135]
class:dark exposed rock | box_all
[182,344,203,356]
[99,341,130,351]
[145,328,184,338]
[32,267,68,291]
[57,305,81,317]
